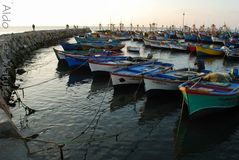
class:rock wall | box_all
[0,28,91,100]
[0,28,91,159]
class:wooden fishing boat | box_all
[179,76,239,119]
[127,46,140,52]
[223,46,239,60]
[150,40,171,49]
[169,40,188,51]
[144,68,210,97]
[111,61,173,88]
[89,57,149,74]
[196,45,224,57]
[198,33,213,43]
[183,33,199,42]
[79,42,125,51]
[75,36,120,44]
[61,43,82,51]
[53,48,123,61]
[64,54,126,68]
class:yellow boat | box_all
[196,45,224,57]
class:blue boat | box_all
[61,42,82,51]
[111,61,173,88]
[198,33,213,43]
[183,33,199,42]
[53,48,123,62]
[75,36,120,44]
[65,54,127,68]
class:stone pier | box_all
[0,28,91,159]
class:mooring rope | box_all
[18,61,89,90]
[71,77,112,142]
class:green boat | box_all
[179,73,239,119]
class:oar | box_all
[189,77,202,89]
[230,86,239,93]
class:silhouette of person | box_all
[32,24,35,31]
[66,24,69,29]
[194,58,205,72]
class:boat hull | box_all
[89,60,129,73]
[196,45,224,57]
[144,76,182,93]
[180,87,239,118]
[65,56,89,68]
[80,43,125,51]
[111,73,143,86]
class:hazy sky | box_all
[4,0,239,29]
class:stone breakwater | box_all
[0,28,90,139]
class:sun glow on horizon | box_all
[2,0,239,30]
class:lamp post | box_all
[183,12,185,31]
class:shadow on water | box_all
[223,58,239,68]
[67,68,92,87]
[55,62,70,77]
[174,107,239,159]
[56,62,93,86]
[110,89,145,112]
[139,96,181,123]
[90,74,112,93]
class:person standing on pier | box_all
[32,24,35,31]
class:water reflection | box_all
[139,96,181,123]
[56,62,70,78]
[110,89,145,112]
[67,68,92,87]
[223,58,239,68]
[175,108,239,159]
[90,75,112,93]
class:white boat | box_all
[89,57,148,73]
[127,46,140,52]
[169,40,188,51]
[111,61,173,88]
[143,37,153,46]
[143,68,210,96]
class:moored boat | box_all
[196,45,224,57]
[169,40,188,51]
[61,42,82,51]
[53,48,123,61]
[223,46,239,60]
[64,54,126,68]
[79,42,125,51]
[89,57,149,74]
[111,61,173,88]
[179,73,239,119]
[144,68,210,97]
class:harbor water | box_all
[10,38,239,160]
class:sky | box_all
[2,0,239,29]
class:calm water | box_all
[9,38,239,160]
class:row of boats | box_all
[60,30,239,60]
[53,42,239,120]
